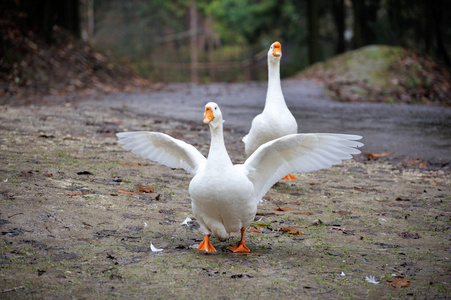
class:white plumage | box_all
[117,102,362,252]
[243,41,298,156]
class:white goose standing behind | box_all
[243,41,298,179]
[117,102,362,252]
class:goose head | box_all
[268,41,282,62]
[203,102,223,129]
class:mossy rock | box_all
[297,45,451,106]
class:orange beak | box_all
[203,107,215,124]
[273,41,281,57]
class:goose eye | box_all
[214,107,217,110]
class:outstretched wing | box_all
[116,131,206,175]
[242,133,363,200]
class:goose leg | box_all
[227,227,250,252]
[197,234,216,252]
[281,174,298,180]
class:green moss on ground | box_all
[297,45,451,106]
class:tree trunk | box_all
[364,0,380,45]
[190,0,199,83]
[86,0,95,42]
[308,0,319,64]
[351,0,364,49]
[387,0,403,45]
[57,0,80,38]
[332,0,346,54]
[430,0,450,66]
[205,15,216,82]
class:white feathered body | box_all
[243,42,298,156]
[189,164,256,241]
[244,101,297,156]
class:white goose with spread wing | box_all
[117,102,362,252]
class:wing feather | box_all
[116,131,206,175]
[243,133,363,200]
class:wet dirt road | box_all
[104,80,450,162]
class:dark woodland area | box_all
[0,0,450,105]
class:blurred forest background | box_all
[82,0,451,82]
[0,0,450,104]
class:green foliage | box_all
[206,0,279,44]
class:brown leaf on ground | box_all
[364,152,394,160]
[66,192,82,197]
[293,211,314,216]
[42,173,53,177]
[274,206,291,211]
[137,186,155,193]
[279,226,304,235]
[387,276,411,288]
[249,226,263,234]
[120,162,142,166]
[405,158,428,167]
[117,189,138,195]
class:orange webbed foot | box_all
[281,174,298,180]
[197,234,216,252]
[227,227,250,252]
[227,241,250,253]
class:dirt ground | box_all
[0,95,449,299]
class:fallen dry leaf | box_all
[274,206,291,212]
[137,186,155,193]
[66,192,82,197]
[117,189,138,195]
[405,158,427,167]
[279,226,304,235]
[387,276,411,288]
[293,211,314,216]
[42,173,53,177]
[249,226,263,234]
[364,152,394,160]
[120,162,142,166]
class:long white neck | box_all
[207,122,232,167]
[264,57,287,111]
